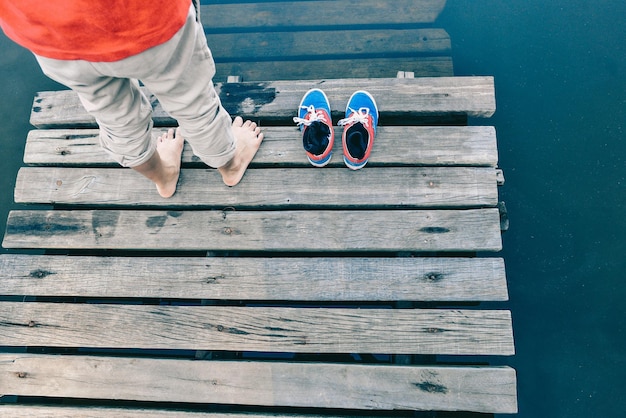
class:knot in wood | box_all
[426,327,444,333]
[205,275,225,284]
[30,269,53,279]
[28,320,37,327]
[223,227,233,235]
[423,272,444,282]
[15,371,28,378]
[414,381,448,394]
[56,180,63,186]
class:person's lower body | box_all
[34,4,262,197]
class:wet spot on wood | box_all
[7,213,84,236]
[420,227,450,234]
[33,106,42,113]
[220,82,276,115]
[167,211,183,218]
[146,215,167,229]
[414,381,448,394]
[91,211,120,239]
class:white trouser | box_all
[35,5,235,168]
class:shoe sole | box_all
[308,152,333,167]
[343,155,367,170]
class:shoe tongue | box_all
[346,124,368,159]
[303,121,330,155]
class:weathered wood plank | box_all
[14,167,498,208]
[200,0,446,29]
[23,126,498,167]
[29,77,496,128]
[0,303,514,354]
[0,354,518,413]
[214,56,454,81]
[0,406,355,418]
[205,29,449,61]
[0,255,508,301]
[2,209,503,251]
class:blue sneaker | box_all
[337,91,378,170]
[293,89,334,167]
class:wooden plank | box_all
[23,126,498,167]
[2,209,503,252]
[29,77,496,128]
[200,0,446,29]
[0,354,518,413]
[0,406,357,418]
[214,56,454,81]
[205,29,449,61]
[0,303,513,354]
[14,167,499,208]
[0,255,508,301]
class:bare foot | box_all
[155,128,184,198]
[218,116,264,186]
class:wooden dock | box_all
[1,1,517,416]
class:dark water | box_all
[439,1,626,416]
[1,0,625,416]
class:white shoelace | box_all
[293,105,329,127]
[337,107,372,127]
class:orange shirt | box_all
[0,0,191,62]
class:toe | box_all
[233,116,244,127]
